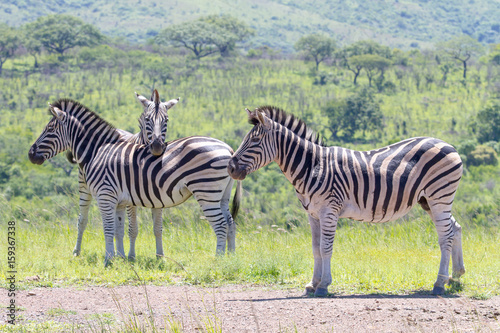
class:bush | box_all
[467,145,498,167]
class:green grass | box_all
[1,198,499,298]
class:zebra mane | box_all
[251,106,324,146]
[49,98,117,132]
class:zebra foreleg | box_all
[221,179,236,253]
[97,201,117,267]
[114,207,126,258]
[305,214,322,295]
[127,206,138,260]
[314,208,339,297]
[73,177,92,256]
[152,208,164,257]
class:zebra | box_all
[29,99,241,265]
[71,90,180,259]
[227,106,464,296]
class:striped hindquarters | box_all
[335,137,463,222]
[87,136,234,209]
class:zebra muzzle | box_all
[227,158,247,180]
[149,137,165,156]
[28,144,45,165]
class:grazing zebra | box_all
[29,99,241,265]
[227,106,464,296]
[71,90,180,259]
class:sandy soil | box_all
[2,285,499,332]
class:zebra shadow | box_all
[228,290,462,302]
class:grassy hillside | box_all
[2,0,500,51]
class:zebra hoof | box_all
[314,288,329,297]
[432,286,445,295]
[452,268,466,279]
[73,250,80,257]
[304,285,315,296]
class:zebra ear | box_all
[256,111,272,130]
[164,97,180,109]
[49,104,66,121]
[135,92,149,107]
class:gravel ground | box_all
[1,285,499,332]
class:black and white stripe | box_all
[228,106,464,296]
[72,90,179,259]
[29,99,241,265]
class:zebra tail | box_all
[66,151,77,164]
[230,180,242,221]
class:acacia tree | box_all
[338,40,392,85]
[156,15,253,59]
[23,31,42,69]
[295,34,336,71]
[0,24,20,76]
[349,54,392,87]
[24,15,104,60]
[200,15,254,57]
[438,35,483,79]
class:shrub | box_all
[467,145,498,167]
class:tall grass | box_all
[1,195,498,298]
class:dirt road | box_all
[2,285,499,332]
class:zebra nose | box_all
[149,136,164,156]
[28,144,44,165]
[228,158,237,174]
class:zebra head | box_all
[228,108,277,180]
[136,89,180,156]
[29,104,69,165]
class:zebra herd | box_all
[29,93,465,296]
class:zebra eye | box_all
[251,136,260,143]
[47,125,55,132]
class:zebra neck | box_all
[274,126,323,195]
[68,116,122,166]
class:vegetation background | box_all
[0,0,499,319]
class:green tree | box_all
[471,103,500,143]
[487,43,500,65]
[338,40,392,85]
[23,31,42,69]
[200,15,254,57]
[0,24,20,76]
[323,87,384,141]
[348,54,392,87]
[24,14,105,61]
[295,34,336,71]
[438,35,484,79]
[156,15,253,59]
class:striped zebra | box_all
[29,99,241,265]
[71,90,180,259]
[227,106,464,296]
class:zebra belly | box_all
[115,185,193,209]
[340,198,417,223]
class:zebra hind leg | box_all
[420,197,456,295]
[450,215,465,279]
[198,201,228,256]
[127,206,138,261]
